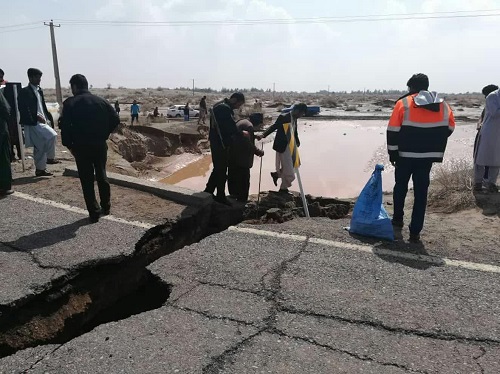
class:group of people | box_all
[0,68,60,189]
[0,68,119,224]
[203,92,307,205]
[1,69,499,239]
[119,96,207,125]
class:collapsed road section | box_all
[0,191,219,358]
[0,182,351,359]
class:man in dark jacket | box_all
[18,68,59,176]
[259,103,307,193]
[60,74,120,223]
[204,92,246,205]
[227,119,264,202]
[387,73,455,242]
[0,89,12,196]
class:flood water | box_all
[161,120,476,198]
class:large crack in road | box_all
[0,202,220,358]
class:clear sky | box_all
[2,0,499,92]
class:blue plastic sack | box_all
[349,164,394,241]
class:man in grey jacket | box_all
[474,88,500,192]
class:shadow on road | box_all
[349,229,444,270]
[2,218,89,252]
[12,176,52,186]
[474,191,500,216]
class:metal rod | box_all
[290,111,309,218]
[295,167,310,218]
[256,142,264,220]
[12,85,26,172]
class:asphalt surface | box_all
[0,194,148,309]
[1,196,499,373]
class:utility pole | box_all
[328,85,330,95]
[273,82,275,100]
[192,79,195,96]
[44,20,62,106]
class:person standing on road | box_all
[204,92,246,205]
[258,103,307,194]
[59,74,120,223]
[114,100,121,115]
[473,84,499,188]
[474,87,500,193]
[0,70,22,162]
[0,89,13,196]
[227,118,264,202]
[131,100,140,125]
[184,102,190,121]
[198,96,207,125]
[17,68,59,177]
[387,73,455,243]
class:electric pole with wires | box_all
[44,20,63,106]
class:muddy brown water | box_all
[161,120,476,198]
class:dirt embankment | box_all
[108,124,209,176]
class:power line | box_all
[51,8,500,27]
[0,25,45,34]
[0,21,43,29]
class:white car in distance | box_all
[166,105,199,118]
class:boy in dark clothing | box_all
[228,119,264,202]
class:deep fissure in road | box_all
[0,202,226,358]
[0,193,351,359]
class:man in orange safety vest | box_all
[387,73,455,243]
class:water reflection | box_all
[160,120,475,198]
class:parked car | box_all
[166,105,199,118]
[282,105,320,117]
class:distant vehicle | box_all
[166,105,199,118]
[282,105,321,117]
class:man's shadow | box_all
[2,218,89,252]
[349,229,444,270]
[12,176,50,186]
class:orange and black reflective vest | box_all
[387,93,455,163]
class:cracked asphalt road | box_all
[0,195,149,310]
[2,216,499,373]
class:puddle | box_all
[160,120,476,198]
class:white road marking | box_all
[229,226,307,241]
[229,226,500,274]
[12,192,155,229]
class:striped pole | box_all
[289,112,310,218]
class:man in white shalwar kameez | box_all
[18,68,59,176]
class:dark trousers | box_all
[205,144,229,198]
[228,166,250,201]
[73,143,110,217]
[0,135,12,191]
[393,159,433,235]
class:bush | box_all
[428,159,474,213]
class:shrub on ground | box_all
[428,158,474,213]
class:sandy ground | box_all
[9,138,188,225]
